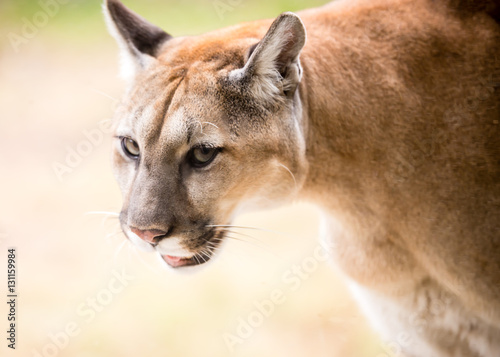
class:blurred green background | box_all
[0,1,384,356]
[1,0,330,42]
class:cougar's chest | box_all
[320,212,425,294]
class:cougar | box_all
[104,0,500,355]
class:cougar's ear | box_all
[103,0,171,80]
[230,12,306,102]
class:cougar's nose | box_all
[130,227,167,244]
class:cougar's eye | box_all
[121,137,140,158]
[189,146,219,168]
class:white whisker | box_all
[207,240,222,247]
[106,230,123,242]
[86,210,120,226]
[276,162,297,190]
[132,248,159,275]
[202,251,211,261]
[223,229,266,243]
[113,240,127,265]
[199,249,211,260]
[89,87,119,102]
[206,224,290,237]
[195,120,203,134]
[202,121,219,129]
[205,241,218,249]
[223,235,276,256]
[85,211,120,217]
[126,242,132,263]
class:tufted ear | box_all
[230,12,306,102]
[103,0,171,81]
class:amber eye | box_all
[121,137,140,158]
[189,146,219,168]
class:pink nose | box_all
[130,227,166,244]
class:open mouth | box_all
[160,230,223,268]
[161,254,209,268]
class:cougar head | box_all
[104,0,308,269]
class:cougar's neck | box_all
[296,48,383,214]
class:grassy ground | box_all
[0,1,384,356]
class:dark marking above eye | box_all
[186,124,194,144]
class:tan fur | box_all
[105,0,500,355]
